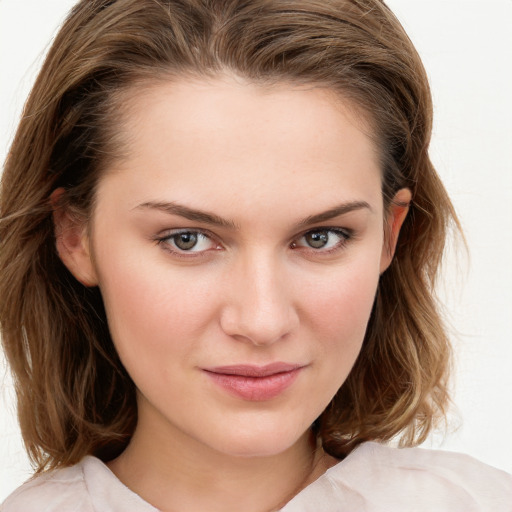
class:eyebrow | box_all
[134,201,239,229]
[134,200,372,229]
[297,201,372,227]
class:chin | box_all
[208,421,310,459]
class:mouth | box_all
[203,363,305,401]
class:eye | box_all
[292,228,350,252]
[158,230,218,253]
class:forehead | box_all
[97,76,383,220]
[120,76,375,156]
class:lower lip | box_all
[205,368,302,401]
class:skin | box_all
[55,76,410,512]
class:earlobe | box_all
[51,188,98,287]
[379,188,412,273]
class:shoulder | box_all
[339,443,512,510]
[351,440,511,475]
[1,456,158,512]
[283,442,512,511]
[0,460,92,512]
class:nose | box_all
[219,252,299,346]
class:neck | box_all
[107,407,332,512]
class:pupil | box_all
[306,231,328,248]
[175,232,198,250]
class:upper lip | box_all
[204,363,305,377]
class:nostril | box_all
[219,304,298,347]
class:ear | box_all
[51,188,98,287]
[379,188,412,273]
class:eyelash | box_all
[154,227,353,259]
[154,229,221,259]
[290,227,352,255]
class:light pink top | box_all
[2,442,511,511]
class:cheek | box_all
[95,248,220,370]
[300,256,380,371]
[305,258,379,331]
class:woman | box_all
[1,0,510,510]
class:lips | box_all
[203,363,304,401]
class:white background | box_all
[1,0,511,501]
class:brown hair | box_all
[0,0,456,472]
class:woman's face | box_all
[62,77,406,458]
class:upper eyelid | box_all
[155,226,352,239]
[154,226,353,250]
[156,226,351,238]
[157,227,217,240]
[295,226,352,240]
[154,228,219,251]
